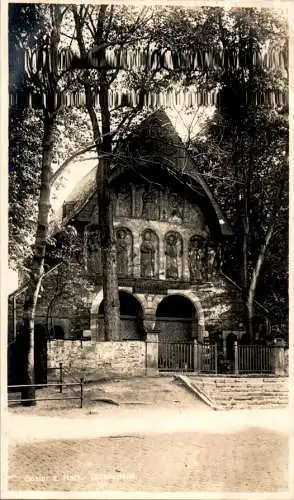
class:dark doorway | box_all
[156,295,196,371]
[49,325,65,340]
[156,295,195,342]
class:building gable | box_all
[61,110,232,238]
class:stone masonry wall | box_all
[47,340,146,376]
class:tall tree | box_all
[9,4,76,404]
[190,7,288,340]
[9,4,47,275]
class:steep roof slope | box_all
[61,109,232,236]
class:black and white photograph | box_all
[1,1,290,497]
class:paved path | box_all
[5,378,291,495]
[7,407,290,494]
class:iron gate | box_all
[158,342,194,372]
[196,342,218,373]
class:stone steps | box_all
[185,375,288,409]
[211,394,288,401]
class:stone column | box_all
[272,345,288,376]
[234,340,239,375]
[145,330,159,375]
[197,322,206,342]
[158,234,166,280]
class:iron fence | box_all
[196,342,218,374]
[158,342,194,372]
[236,344,274,374]
[157,341,284,376]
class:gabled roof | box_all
[61,109,232,236]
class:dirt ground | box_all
[8,427,288,492]
[6,376,290,495]
[7,407,289,494]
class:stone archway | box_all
[92,288,145,341]
[155,294,198,371]
[155,294,196,342]
[165,290,205,341]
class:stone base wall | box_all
[47,340,146,376]
[273,346,288,376]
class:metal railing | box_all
[235,343,274,374]
[158,342,194,372]
[196,342,218,374]
[8,368,85,408]
[158,341,285,376]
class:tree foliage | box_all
[8,5,288,362]
[190,7,288,337]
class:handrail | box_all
[8,377,85,408]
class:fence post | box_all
[214,343,218,374]
[80,377,84,408]
[193,339,199,373]
[59,362,63,393]
[234,341,239,375]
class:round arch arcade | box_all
[98,290,144,341]
[155,294,198,342]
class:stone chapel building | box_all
[9,110,252,378]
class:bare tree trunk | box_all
[73,6,120,341]
[96,155,120,340]
[242,183,253,341]
[246,217,276,335]
[21,112,55,404]
[97,78,120,341]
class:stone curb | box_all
[174,375,221,411]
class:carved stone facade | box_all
[140,229,158,278]
[85,224,101,275]
[9,113,266,382]
[73,163,232,348]
[110,185,206,228]
[165,231,183,279]
[116,227,132,277]
[83,181,213,283]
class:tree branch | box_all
[50,143,97,186]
